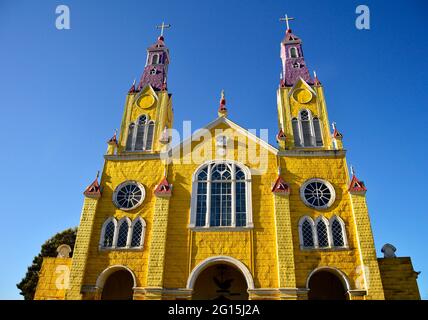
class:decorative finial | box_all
[96,170,100,179]
[128,79,136,94]
[350,165,355,176]
[218,89,228,117]
[279,14,295,31]
[332,122,337,131]
[313,71,321,85]
[156,21,171,39]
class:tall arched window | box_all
[152,54,159,64]
[116,218,131,248]
[131,217,146,248]
[290,47,299,58]
[300,110,314,146]
[100,218,117,248]
[135,115,147,151]
[145,121,155,151]
[299,216,315,248]
[330,216,347,247]
[313,117,323,146]
[316,217,329,248]
[292,109,324,147]
[190,161,253,229]
[126,123,135,151]
[125,114,155,152]
[292,118,302,146]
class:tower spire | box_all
[279,15,313,86]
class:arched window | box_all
[152,54,159,64]
[116,218,131,248]
[290,47,299,58]
[126,115,155,152]
[292,109,324,147]
[292,118,302,146]
[313,117,323,146]
[126,123,135,151]
[145,121,155,151]
[131,217,146,248]
[100,218,117,248]
[299,216,315,248]
[135,115,147,151]
[300,110,314,147]
[330,216,347,247]
[316,217,330,248]
[190,161,253,229]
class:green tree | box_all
[17,227,77,300]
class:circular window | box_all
[300,179,335,209]
[113,181,145,211]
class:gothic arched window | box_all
[131,217,146,248]
[100,218,117,248]
[190,161,253,229]
[125,115,155,152]
[145,121,155,151]
[116,218,131,248]
[292,117,302,146]
[331,216,347,248]
[292,109,324,147]
[316,217,330,248]
[290,47,299,58]
[126,123,135,151]
[152,54,159,64]
[299,216,315,248]
[135,115,147,151]
[313,117,323,146]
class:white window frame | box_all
[152,54,159,65]
[112,180,146,211]
[289,47,299,58]
[115,217,132,248]
[298,215,349,250]
[315,216,331,249]
[130,217,146,249]
[99,217,146,250]
[330,215,348,248]
[125,114,156,152]
[298,216,315,249]
[300,178,336,209]
[189,160,253,230]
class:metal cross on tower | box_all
[279,14,295,30]
[156,21,171,37]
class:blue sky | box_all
[0,0,427,299]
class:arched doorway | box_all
[192,263,249,300]
[100,269,134,300]
[308,270,348,300]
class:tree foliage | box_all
[17,227,77,300]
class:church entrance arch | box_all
[187,256,253,300]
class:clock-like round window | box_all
[113,181,145,211]
[300,179,335,209]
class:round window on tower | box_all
[113,181,146,211]
[300,178,335,209]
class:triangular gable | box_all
[169,116,278,158]
[271,176,290,195]
[135,84,159,102]
[154,176,172,197]
[287,77,317,98]
[349,175,367,193]
[83,175,102,198]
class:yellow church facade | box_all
[34,24,420,300]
